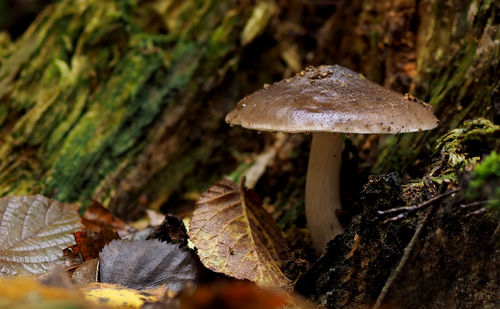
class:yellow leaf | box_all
[81,282,158,309]
[0,276,94,308]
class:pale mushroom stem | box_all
[305,132,344,252]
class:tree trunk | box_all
[0,0,277,218]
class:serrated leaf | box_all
[188,179,291,289]
[0,195,83,276]
[99,239,200,291]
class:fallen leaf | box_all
[72,227,120,261]
[62,247,84,270]
[99,239,201,291]
[188,179,291,289]
[0,195,83,276]
[72,259,99,286]
[83,200,131,235]
[81,282,158,308]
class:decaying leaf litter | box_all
[0,123,497,308]
[0,0,499,308]
[0,183,310,308]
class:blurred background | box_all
[0,0,53,38]
[0,0,497,222]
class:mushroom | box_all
[225,65,439,252]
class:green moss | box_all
[470,152,500,180]
[467,151,500,212]
[0,0,258,212]
[433,118,500,176]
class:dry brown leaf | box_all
[0,195,83,276]
[82,200,132,235]
[189,179,291,289]
[72,259,99,286]
[72,227,120,261]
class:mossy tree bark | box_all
[0,0,278,218]
[373,0,500,173]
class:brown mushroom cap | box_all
[226,65,439,134]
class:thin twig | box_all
[378,189,459,217]
[465,208,487,217]
[460,200,486,209]
[459,200,488,217]
[383,212,409,223]
[373,204,436,308]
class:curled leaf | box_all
[189,179,291,289]
[99,239,200,291]
[0,195,83,276]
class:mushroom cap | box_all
[226,65,439,134]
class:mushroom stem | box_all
[305,132,344,252]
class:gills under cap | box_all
[225,65,439,134]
